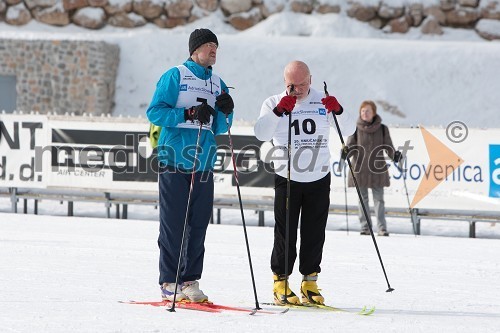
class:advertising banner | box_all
[329,126,500,212]
[0,114,47,188]
[45,117,157,193]
[1,114,499,212]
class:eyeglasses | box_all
[287,83,308,89]
[285,77,311,91]
[204,42,218,50]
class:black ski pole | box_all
[169,121,204,312]
[224,105,262,311]
[324,82,394,293]
[344,163,349,235]
[338,149,349,235]
[396,158,417,236]
[284,84,294,303]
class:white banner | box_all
[0,114,47,188]
[329,126,500,212]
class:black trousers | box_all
[271,173,331,276]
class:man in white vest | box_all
[147,28,234,302]
[254,61,355,306]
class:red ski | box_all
[119,300,219,313]
[120,300,278,314]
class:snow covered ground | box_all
[1,210,500,333]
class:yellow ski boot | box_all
[273,274,300,305]
[301,273,325,305]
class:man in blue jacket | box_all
[146,28,234,302]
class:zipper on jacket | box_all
[204,68,213,94]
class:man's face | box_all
[284,70,311,102]
[193,42,218,67]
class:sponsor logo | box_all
[489,144,500,197]
[295,109,319,115]
[409,126,465,208]
[180,84,188,91]
[319,108,326,115]
[187,86,212,94]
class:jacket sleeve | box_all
[146,67,186,128]
[346,129,357,148]
[212,79,233,136]
[383,125,396,159]
[254,97,281,142]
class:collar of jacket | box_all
[357,114,383,133]
[184,58,213,80]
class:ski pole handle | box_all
[284,84,295,116]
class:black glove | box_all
[337,147,349,173]
[185,103,216,125]
[394,150,402,163]
[340,146,350,160]
[215,93,234,115]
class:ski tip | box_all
[365,306,376,315]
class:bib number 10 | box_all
[291,118,316,135]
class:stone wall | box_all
[0,39,119,115]
[0,0,499,40]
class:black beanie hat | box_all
[189,28,218,55]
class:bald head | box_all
[283,61,311,101]
[284,61,310,78]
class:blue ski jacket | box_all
[146,59,233,171]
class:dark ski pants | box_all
[158,165,214,285]
[271,173,331,276]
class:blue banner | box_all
[489,144,500,197]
